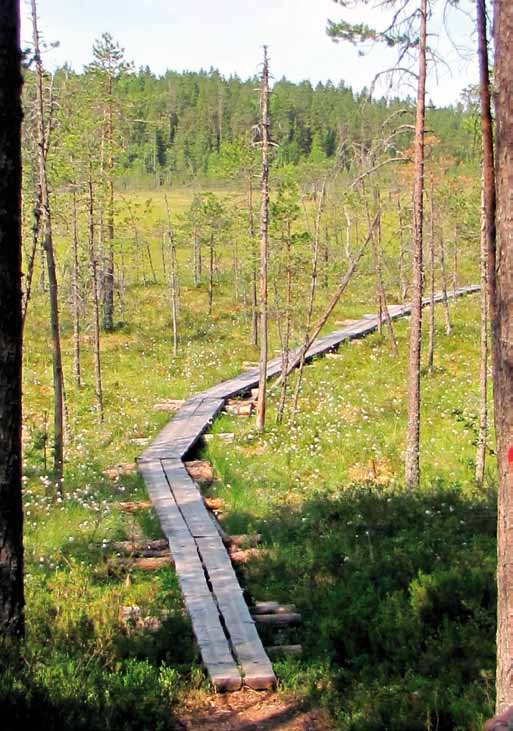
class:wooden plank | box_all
[161,459,218,538]
[140,398,224,462]
[137,460,241,691]
[194,536,276,689]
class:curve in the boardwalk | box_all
[137,285,479,691]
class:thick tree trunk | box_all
[31,0,64,482]
[482,0,506,711]
[0,0,24,638]
[255,48,270,432]
[404,0,427,490]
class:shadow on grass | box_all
[223,482,497,731]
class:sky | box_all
[21,0,478,107]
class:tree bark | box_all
[404,0,427,490]
[0,0,24,638]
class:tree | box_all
[0,0,24,638]
[86,32,129,332]
[255,47,271,433]
[328,0,429,489]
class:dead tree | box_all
[71,188,82,388]
[404,0,427,490]
[255,47,271,433]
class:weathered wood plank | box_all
[161,459,218,538]
[137,460,241,690]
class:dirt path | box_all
[178,690,328,731]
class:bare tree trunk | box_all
[370,188,398,355]
[31,0,64,483]
[255,48,270,432]
[427,175,436,372]
[249,176,258,346]
[452,227,458,298]
[397,195,408,302]
[88,167,104,422]
[405,0,427,490]
[292,180,327,413]
[193,226,201,286]
[476,183,488,485]
[0,0,24,639]
[439,232,452,335]
[343,207,352,260]
[21,201,41,329]
[278,214,377,384]
[277,223,293,424]
[208,233,214,316]
[103,76,115,332]
[71,189,81,388]
[165,196,179,356]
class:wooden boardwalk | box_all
[138,285,479,691]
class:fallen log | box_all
[253,612,302,627]
[107,538,169,554]
[266,645,303,657]
[225,401,254,416]
[153,399,185,412]
[203,432,235,443]
[108,556,173,572]
[184,460,214,486]
[104,463,137,480]
[203,496,225,512]
[226,533,262,548]
[250,602,297,615]
[228,548,261,564]
[117,500,152,512]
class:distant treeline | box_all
[25,62,479,186]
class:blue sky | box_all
[22,0,477,107]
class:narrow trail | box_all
[138,285,479,693]
[178,689,328,731]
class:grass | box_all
[203,297,496,730]
[9,181,490,730]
